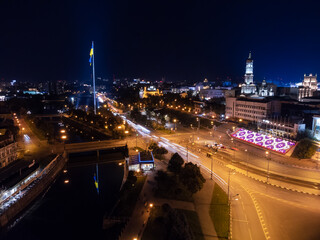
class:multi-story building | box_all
[225,97,281,122]
[298,74,318,100]
[199,88,235,100]
[0,131,18,169]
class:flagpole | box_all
[92,41,97,114]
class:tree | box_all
[148,142,168,159]
[293,138,318,159]
[127,171,137,185]
[180,162,206,195]
[148,141,158,151]
[168,153,184,173]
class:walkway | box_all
[193,180,219,240]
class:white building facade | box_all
[0,139,18,168]
[225,97,281,122]
[298,74,317,100]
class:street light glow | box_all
[61,135,67,140]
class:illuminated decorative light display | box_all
[231,128,296,154]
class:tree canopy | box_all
[292,138,318,159]
[180,162,206,195]
[168,153,184,173]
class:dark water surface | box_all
[1,153,123,240]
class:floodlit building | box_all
[139,86,163,99]
[128,151,155,171]
[241,52,257,95]
[240,52,275,97]
[0,130,18,169]
[312,115,320,140]
[199,88,235,100]
[298,74,317,101]
[225,97,281,122]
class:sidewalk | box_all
[193,179,219,240]
[118,173,153,240]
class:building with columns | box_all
[298,74,317,101]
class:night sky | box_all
[1,0,320,83]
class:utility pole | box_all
[186,144,189,162]
[245,149,249,176]
[266,151,270,183]
[210,154,213,180]
[136,133,138,148]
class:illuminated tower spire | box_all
[245,51,254,85]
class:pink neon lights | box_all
[231,128,295,154]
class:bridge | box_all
[64,140,128,154]
[64,140,128,168]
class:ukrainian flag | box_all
[89,42,94,66]
[94,173,99,194]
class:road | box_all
[124,117,320,240]
[168,123,320,184]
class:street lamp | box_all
[228,169,236,202]
[61,135,67,151]
[196,117,200,133]
[245,149,249,176]
[173,119,177,131]
[60,129,66,133]
[231,138,235,163]
[265,151,270,183]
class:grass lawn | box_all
[24,118,46,140]
[209,184,229,240]
[177,209,205,240]
[112,175,146,217]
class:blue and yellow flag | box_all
[89,42,94,66]
[93,173,99,194]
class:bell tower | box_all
[245,52,253,85]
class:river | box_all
[1,134,124,239]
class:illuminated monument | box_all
[240,52,274,97]
[241,52,257,95]
[139,86,163,99]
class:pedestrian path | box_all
[118,173,153,240]
[194,179,219,240]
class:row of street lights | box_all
[60,129,67,151]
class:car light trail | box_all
[121,115,226,185]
